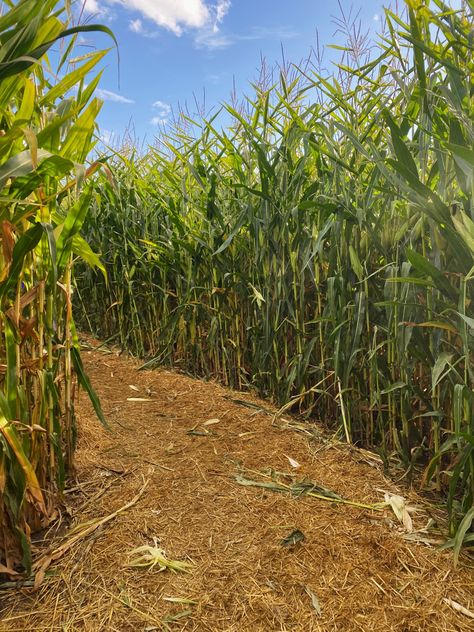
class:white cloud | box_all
[69,84,133,104]
[151,100,171,126]
[92,0,212,35]
[83,1,231,37]
[195,25,297,51]
[128,16,160,38]
[129,18,143,33]
[206,72,228,84]
[82,0,99,12]
[96,88,135,104]
[151,115,168,126]
[195,30,231,49]
[81,0,108,17]
[213,0,231,32]
[216,0,231,23]
[153,100,171,114]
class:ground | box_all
[0,344,473,631]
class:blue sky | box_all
[76,0,392,146]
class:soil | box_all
[0,343,473,631]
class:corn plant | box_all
[0,0,112,573]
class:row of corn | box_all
[0,0,110,571]
[76,0,474,548]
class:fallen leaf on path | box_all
[281,529,305,547]
[284,454,301,469]
[127,542,193,573]
[163,597,198,605]
[443,597,474,619]
[203,418,220,426]
[304,585,322,615]
[384,493,413,532]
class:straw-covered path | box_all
[1,343,473,631]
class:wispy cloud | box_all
[195,30,232,49]
[129,18,143,34]
[213,0,231,32]
[96,88,135,104]
[81,0,110,18]
[206,71,230,85]
[151,100,171,126]
[69,83,134,104]
[82,0,100,13]
[128,17,160,38]
[195,25,298,51]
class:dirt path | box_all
[1,345,473,631]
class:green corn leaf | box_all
[41,49,108,104]
[349,245,364,281]
[406,249,457,300]
[383,110,419,184]
[432,352,454,391]
[0,23,118,81]
[457,312,474,331]
[4,321,18,418]
[40,221,57,288]
[71,347,108,429]
[452,209,474,253]
[72,234,106,276]
[380,382,407,395]
[0,149,52,188]
[445,143,474,181]
[56,190,93,272]
[452,506,474,567]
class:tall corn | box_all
[77,0,474,549]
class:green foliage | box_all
[0,0,110,570]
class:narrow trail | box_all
[1,344,473,631]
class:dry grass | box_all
[1,343,473,631]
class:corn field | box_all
[0,0,110,571]
[77,0,474,548]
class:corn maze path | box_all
[1,343,473,631]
